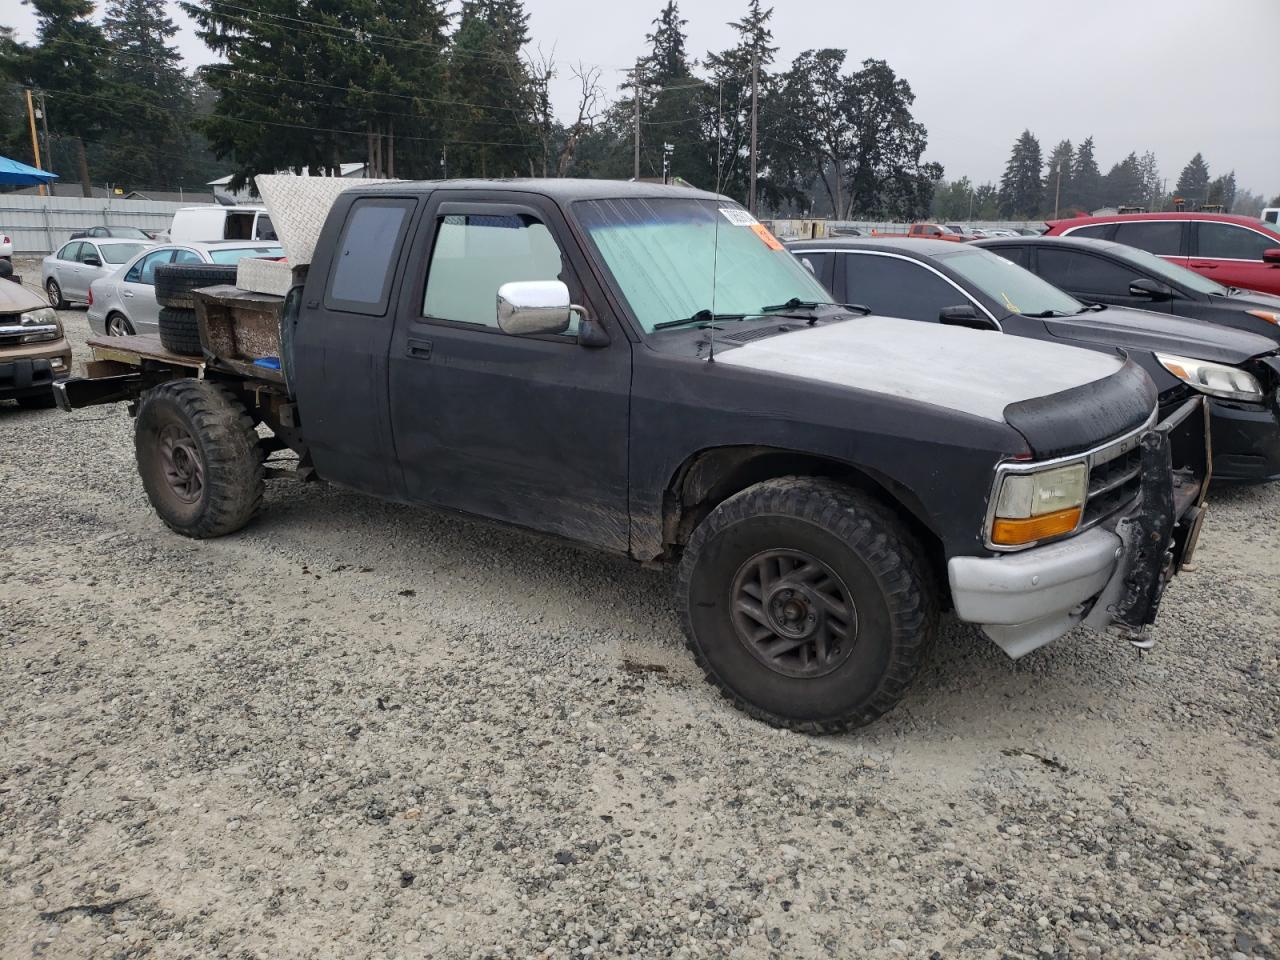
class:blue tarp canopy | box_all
[0,155,59,185]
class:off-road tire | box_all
[154,263,238,310]
[46,277,67,309]
[676,476,938,733]
[158,307,202,356]
[134,379,263,538]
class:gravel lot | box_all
[2,259,1278,959]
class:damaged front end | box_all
[948,396,1210,658]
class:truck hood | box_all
[714,314,1126,424]
[1044,305,1275,364]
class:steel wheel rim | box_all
[107,315,128,336]
[157,423,204,503]
[730,548,858,679]
[47,280,60,305]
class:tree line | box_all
[1,1,1274,220]
[932,130,1271,222]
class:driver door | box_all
[387,193,632,553]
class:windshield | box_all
[936,246,1083,316]
[208,245,284,265]
[101,242,145,264]
[573,197,830,332]
[1113,244,1227,295]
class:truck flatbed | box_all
[86,334,205,372]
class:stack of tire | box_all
[152,263,238,357]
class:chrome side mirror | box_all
[496,280,572,336]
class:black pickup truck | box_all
[56,179,1209,732]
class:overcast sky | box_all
[10,0,1279,196]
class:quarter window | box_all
[1037,250,1136,297]
[1196,222,1276,261]
[1112,220,1182,255]
[842,253,969,323]
[1063,224,1111,240]
[423,213,568,330]
[325,199,414,314]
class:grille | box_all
[1082,436,1143,527]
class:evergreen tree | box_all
[638,2,708,185]
[703,0,778,203]
[445,0,537,177]
[998,129,1042,218]
[99,0,194,189]
[1101,152,1143,208]
[21,0,106,196]
[1175,152,1211,206]
[1069,135,1101,212]
[1206,170,1237,211]
[1136,150,1160,208]
[1043,139,1073,217]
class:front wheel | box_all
[676,477,938,733]
[134,380,263,538]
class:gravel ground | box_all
[2,259,1278,960]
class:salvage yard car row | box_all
[7,179,1280,731]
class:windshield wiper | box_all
[1024,309,1073,318]
[653,310,748,331]
[761,297,871,316]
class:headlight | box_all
[990,462,1088,546]
[1245,309,1279,325]
[18,307,62,344]
[1156,353,1263,402]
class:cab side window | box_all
[1195,222,1275,261]
[423,213,572,332]
[324,198,416,316]
[842,253,967,322]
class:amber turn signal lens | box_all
[991,506,1082,546]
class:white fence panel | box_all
[0,195,217,254]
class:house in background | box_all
[208,162,368,203]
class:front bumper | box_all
[1206,397,1280,482]
[949,397,1208,658]
[0,339,73,399]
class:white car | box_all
[87,240,283,337]
[42,238,153,308]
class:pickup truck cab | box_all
[55,179,1208,732]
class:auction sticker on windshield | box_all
[719,207,758,226]
[751,223,784,251]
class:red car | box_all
[1043,212,1280,296]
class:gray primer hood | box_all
[714,315,1125,423]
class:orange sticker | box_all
[750,222,784,251]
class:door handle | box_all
[406,338,433,360]
[1190,262,1217,269]
[122,290,134,297]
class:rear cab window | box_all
[323,198,416,316]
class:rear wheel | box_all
[46,278,67,309]
[676,477,938,733]
[134,380,263,538]
[106,312,134,337]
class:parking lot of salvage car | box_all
[2,277,1278,958]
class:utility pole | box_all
[748,53,758,215]
[662,143,674,184]
[1054,160,1064,220]
[633,60,642,181]
[37,91,54,196]
[25,89,45,198]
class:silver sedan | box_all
[87,240,283,337]
[41,238,152,308]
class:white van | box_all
[1262,207,1279,228]
[169,205,277,244]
